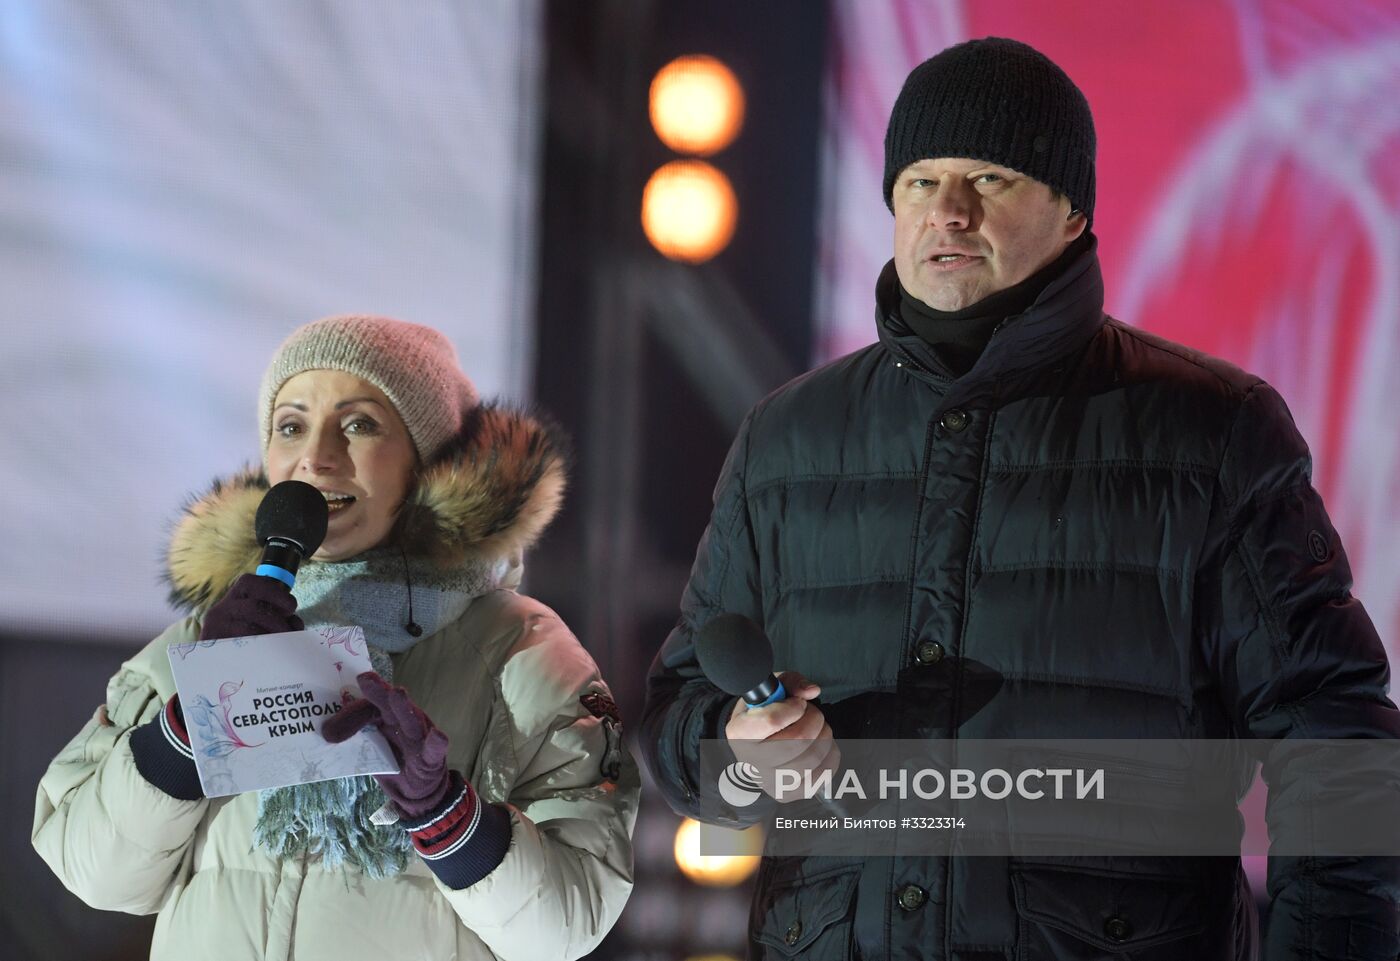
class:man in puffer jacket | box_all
[640,36,1400,961]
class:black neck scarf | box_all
[898,231,1092,377]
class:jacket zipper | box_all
[892,342,931,375]
[899,416,940,677]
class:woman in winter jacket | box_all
[32,315,638,961]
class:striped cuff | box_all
[129,697,204,801]
[400,771,512,890]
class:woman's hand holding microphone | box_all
[199,573,305,641]
[130,573,305,800]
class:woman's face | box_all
[266,369,418,562]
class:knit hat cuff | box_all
[258,315,479,467]
[882,37,1096,224]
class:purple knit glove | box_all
[322,671,452,818]
[200,573,305,641]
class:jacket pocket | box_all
[751,865,860,959]
[1011,863,1207,960]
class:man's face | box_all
[892,157,1086,311]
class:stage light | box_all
[672,817,761,887]
[649,55,745,156]
[641,160,737,263]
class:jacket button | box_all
[784,919,803,945]
[941,408,969,432]
[914,640,944,665]
[1103,915,1131,942]
[1307,529,1329,562]
[897,883,926,911]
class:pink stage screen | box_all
[815,0,1400,671]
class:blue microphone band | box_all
[745,680,786,709]
[255,564,296,588]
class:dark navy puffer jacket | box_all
[640,237,1400,961]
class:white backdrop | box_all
[0,1,543,640]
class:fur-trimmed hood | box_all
[165,404,568,613]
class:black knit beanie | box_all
[883,37,1096,225]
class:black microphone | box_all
[253,481,329,589]
[695,613,787,707]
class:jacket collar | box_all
[164,404,568,613]
[875,232,1106,414]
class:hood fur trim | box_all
[164,470,267,613]
[165,404,569,613]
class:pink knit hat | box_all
[258,315,478,465]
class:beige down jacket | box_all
[32,405,639,960]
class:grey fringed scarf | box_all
[250,545,504,878]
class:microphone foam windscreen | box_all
[255,480,330,556]
[695,613,775,695]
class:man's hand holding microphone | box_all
[698,614,841,803]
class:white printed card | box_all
[166,625,399,797]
